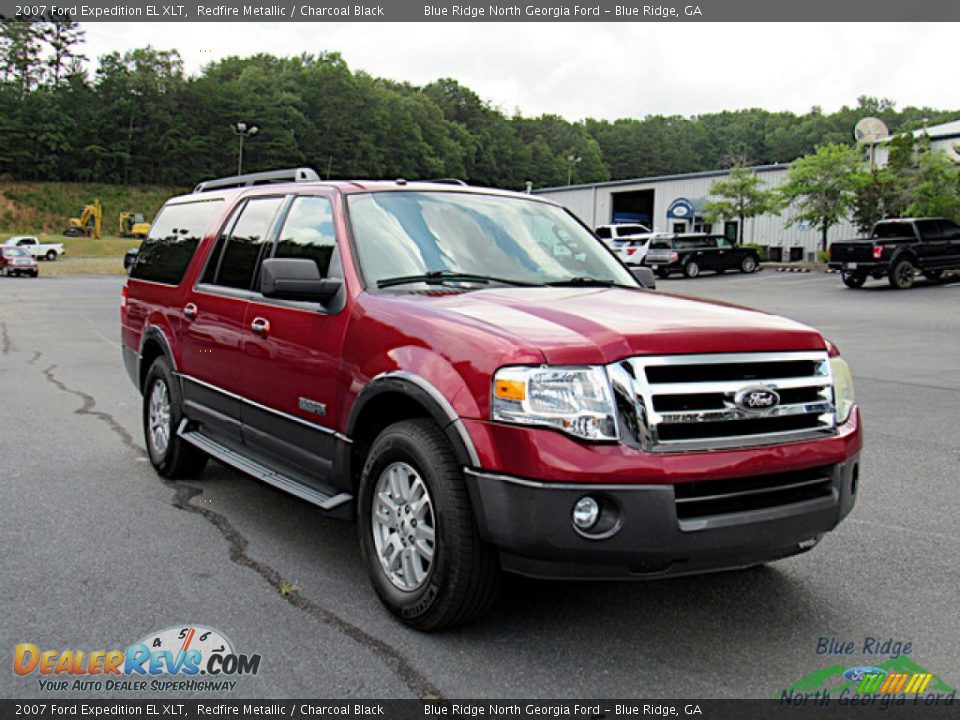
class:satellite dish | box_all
[855,117,889,143]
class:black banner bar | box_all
[0,0,956,22]
[2,699,959,720]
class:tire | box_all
[842,271,866,289]
[655,268,670,279]
[740,255,757,273]
[30,271,38,278]
[923,269,943,282]
[45,250,57,261]
[1,268,8,277]
[683,260,700,278]
[888,258,916,290]
[143,356,208,478]
[358,419,500,630]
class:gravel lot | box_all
[1,270,957,699]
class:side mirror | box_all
[631,266,657,290]
[261,258,342,303]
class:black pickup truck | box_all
[642,234,760,278]
[829,218,960,289]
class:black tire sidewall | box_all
[143,357,182,473]
[842,272,866,288]
[890,259,915,289]
[358,424,457,624]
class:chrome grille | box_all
[607,351,836,452]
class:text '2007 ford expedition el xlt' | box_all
[122,168,862,630]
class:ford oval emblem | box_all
[735,386,780,412]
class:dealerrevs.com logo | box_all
[14,625,261,693]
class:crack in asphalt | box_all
[28,351,42,365]
[1,322,13,354]
[40,363,441,700]
[43,364,144,455]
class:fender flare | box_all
[888,248,920,270]
[137,325,177,390]
[346,371,481,468]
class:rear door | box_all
[914,219,946,268]
[937,220,960,267]
[179,195,284,445]
[239,194,349,488]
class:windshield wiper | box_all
[377,270,542,289]
[544,276,621,288]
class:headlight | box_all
[492,366,617,441]
[830,356,855,424]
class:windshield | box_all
[347,191,636,289]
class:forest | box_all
[1,19,958,190]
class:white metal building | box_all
[535,164,857,258]
[535,118,960,259]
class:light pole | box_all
[232,122,259,175]
[566,154,582,185]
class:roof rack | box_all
[193,167,321,193]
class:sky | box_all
[83,22,958,122]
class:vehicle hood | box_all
[401,286,826,365]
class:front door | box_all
[179,195,284,445]
[239,194,349,489]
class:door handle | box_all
[183,303,198,319]
[250,317,271,335]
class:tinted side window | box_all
[274,196,337,277]
[939,220,960,240]
[131,200,223,285]
[213,197,283,290]
[595,227,612,240]
[915,220,941,240]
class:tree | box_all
[43,15,85,86]
[0,20,45,95]
[779,144,864,251]
[703,166,777,244]
[851,168,894,233]
[906,142,960,221]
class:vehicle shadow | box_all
[197,461,847,696]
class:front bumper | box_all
[464,454,860,580]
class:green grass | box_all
[0,181,184,235]
[26,233,139,259]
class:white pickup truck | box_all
[3,236,66,261]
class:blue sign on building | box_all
[667,198,695,220]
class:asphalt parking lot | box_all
[1,270,958,699]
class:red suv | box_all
[122,168,862,630]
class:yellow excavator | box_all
[65,200,102,239]
[119,212,151,238]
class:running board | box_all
[179,424,352,512]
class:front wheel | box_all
[143,357,208,478]
[740,255,757,273]
[842,271,866,288]
[888,259,916,289]
[358,419,500,630]
[683,260,700,278]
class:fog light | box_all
[572,496,600,530]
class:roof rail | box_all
[193,167,321,193]
[427,178,468,186]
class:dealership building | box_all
[534,118,960,260]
